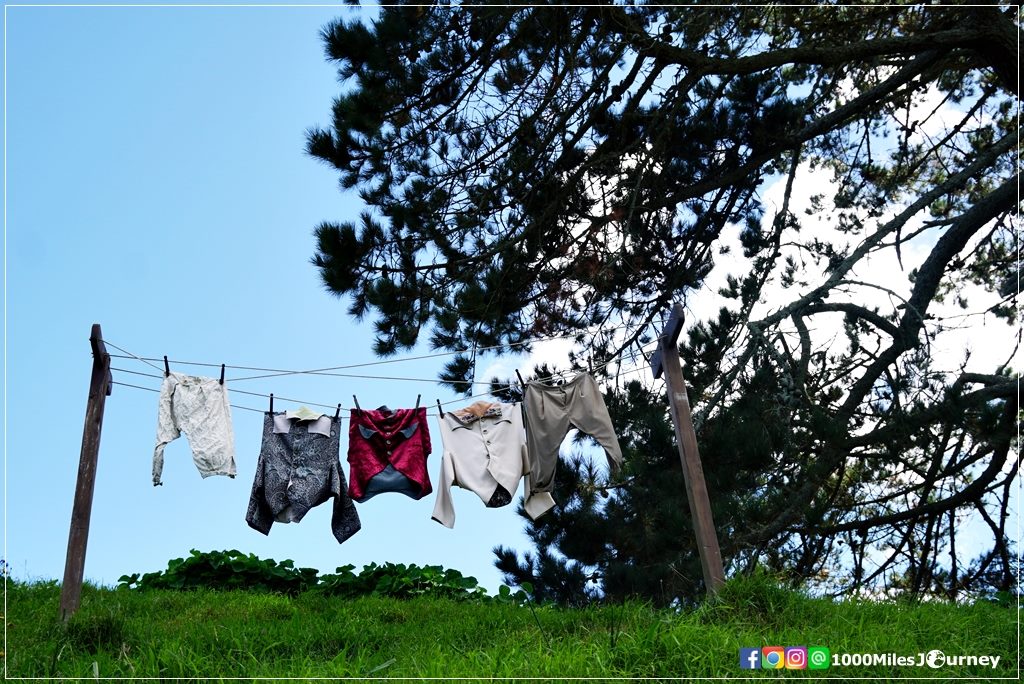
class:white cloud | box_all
[475,335,581,391]
[685,154,1017,385]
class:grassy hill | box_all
[4,575,1016,679]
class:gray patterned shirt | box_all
[246,412,361,544]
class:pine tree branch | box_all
[609,8,999,79]
[811,408,1014,535]
[642,49,950,212]
[741,172,1019,547]
[751,129,1017,333]
[802,302,901,338]
[839,172,1020,418]
[839,376,1015,450]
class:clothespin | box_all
[219,364,225,385]
[415,394,421,410]
[436,399,444,418]
[269,393,274,413]
[334,403,341,419]
[164,355,170,377]
[352,395,362,411]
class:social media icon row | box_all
[740,646,830,669]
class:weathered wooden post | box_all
[60,324,112,621]
[651,303,726,595]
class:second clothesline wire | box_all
[104,336,660,417]
[105,322,638,380]
[108,357,658,416]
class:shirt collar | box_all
[447,403,513,429]
[272,413,333,437]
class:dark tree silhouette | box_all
[309,3,1019,600]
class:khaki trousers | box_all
[522,373,622,519]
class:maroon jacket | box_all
[347,407,432,502]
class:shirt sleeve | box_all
[152,375,180,486]
[330,458,362,544]
[430,416,458,528]
[245,446,274,536]
[419,408,433,455]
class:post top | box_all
[664,303,685,345]
[651,303,685,380]
[89,323,112,395]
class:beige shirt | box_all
[153,372,237,486]
[431,402,553,527]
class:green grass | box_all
[4,575,1016,679]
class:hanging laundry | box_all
[152,372,236,486]
[348,406,432,502]
[432,401,533,529]
[246,409,360,544]
[522,373,623,519]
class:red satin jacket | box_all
[347,407,432,502]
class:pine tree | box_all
[309,3,1020,599]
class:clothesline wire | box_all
[111,343,657,412]
[103,321,638,383]
[105,331,660,418]
[111,361,647,389]
[111,361,657,418]
[435,361,655,410]
[108,331,659,401]
[111,381,266,414]
[104,339,165,374]
[111,367,349,413]
[110,365,511,389]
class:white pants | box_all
[153,372,236,486]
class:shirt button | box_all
[386,439,391,445]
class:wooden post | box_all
[60,324,112,621]
[651,304,726,596]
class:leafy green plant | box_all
[118,551,533,605]
[117,549,318,595]
[317,562,489,601]
[492,581,532,604]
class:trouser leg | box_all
[523,384,568,518]
[566,374,623,471]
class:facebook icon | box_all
[740,647,761,669]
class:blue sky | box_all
[3,4,546,592]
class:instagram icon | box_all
[785,647,808,669]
